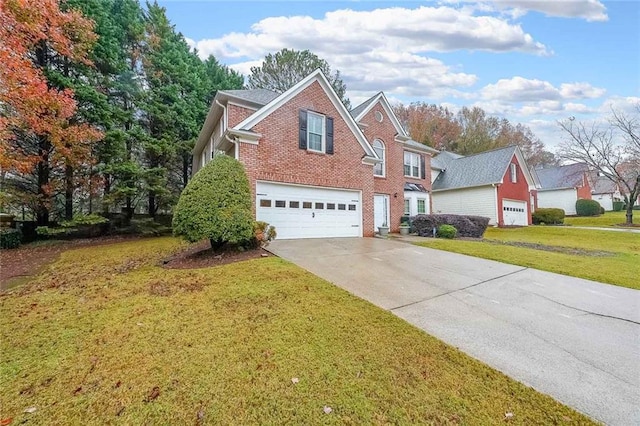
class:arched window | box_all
[373,139,385,177]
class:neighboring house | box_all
[591,175,622,211]
[192,70,436,239]
[535,163,592,215]
[431,146,538,226]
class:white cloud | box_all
[446,0,608,22]
[479,77,606,104]
[492,0,608,22]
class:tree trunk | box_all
[103,173,111,214]
[148,193,156,218]
[36,137,51,226]
[65,164,73,220]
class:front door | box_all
[374,194,389,231]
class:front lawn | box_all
[564,210,631,227]
[415,227,639,290]
[0,238,592,424]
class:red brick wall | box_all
[237,81,376,236]
[227,104,256,128]
[497,155,533,225]
[576,174,592,200]
[357,101,432,232]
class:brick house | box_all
[192,70,436,239]
[431,146,538,226]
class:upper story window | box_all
[510,163,517,183]
[373,139,385,177]
[307,112,325,152]
[404,151,421,178]
[299,109,334,155]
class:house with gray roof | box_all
[590,174,622,211]
[430,146,538,226]
[534,163,592,215]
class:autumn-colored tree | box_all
[0,0,102,224]
[393,103,461,150]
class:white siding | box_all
[593,193,614,211]
[432,186,498,225]
[537,188,578,215]
[404,192,430,216]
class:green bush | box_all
[575,199,601,216]
[60,213,108,228]
[612,201,624,211]
[600,206,605,214]
[0,228,22,249]
[129,218,171,236]
[436,224,457,239]
[249,221,277,248]
[36,226,71,237]
[173,155,254,249]
[532,208,565,225]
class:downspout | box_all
[492,183,500,227]
[224,134,239,160]
[214,99,227,154]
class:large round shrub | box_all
[532,208,565,225]
[436,224,457,239]
[575,199,601,217]
[173,155,254,249]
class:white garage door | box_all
[256,182,361,239]
[502,199,528,226]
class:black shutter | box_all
[326,117,334,154]
[299,109,307,149]
[420,155,426,180]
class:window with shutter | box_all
[299,110,333,154]
[404,151,421,178]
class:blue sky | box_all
[158,0,639,149]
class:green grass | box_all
[564,210,630,227]
[0,238,593,424]
[416,227,640,290]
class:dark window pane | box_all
[348,204,356,211]
[260,199,271,208]
[275,200,286,208]
[303,202,312,209]
[315,202,324,209]
[289,201,299,208]
[338,204,346,210]
[327,203,335,210]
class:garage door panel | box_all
[256,182,361,239]
[502,200,528,226]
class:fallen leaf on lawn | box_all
[291,377,299,384]
[1,418,12,425]
[115,404,125,416]
[504,412,514,420]
[323,406,332,414]
[144,386,160,402]
[114,381,121,389]
[73,386,82,395]
[23,407,37,414]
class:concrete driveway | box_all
[268,237,640,425]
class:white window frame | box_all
[307,111,325,153]
[417,198,427,214]
[404,151,421,178]
[404,199,411,216]
[510,163,517,183]
[373,139,385,177]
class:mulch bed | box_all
[0,235,146,290]
[161,240,272,270]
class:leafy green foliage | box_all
[173,155,253,247]
[575,199,602,217]
[436,224,457,239]
[532,208,565,225]
[248,48,350,108]
[35,226,70,237]
[60,214,108,227]
[250,221,277,248]
[0,228,22,249]
[128,218,171,236]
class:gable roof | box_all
[350,92,408,138]
[536,163,589,190]
[592,175,618,194]
[431,151,464,170]
[235,69,378,160]
[432,145,535,191]
[219,88,280,106]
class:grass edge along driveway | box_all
[0,237,594,425]
[415,226,639,290]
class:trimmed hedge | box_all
[576,199,601,217]
[0,228,22,249]
[532,208,565,225]
[412,214,490,238]
[612,201,624,212]
[437,224,457,239]
[173,155,254,248]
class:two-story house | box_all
[192,70,436,239]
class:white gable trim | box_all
[234,69,377,158]
[353,92,408,137]
[500,147,539,190]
